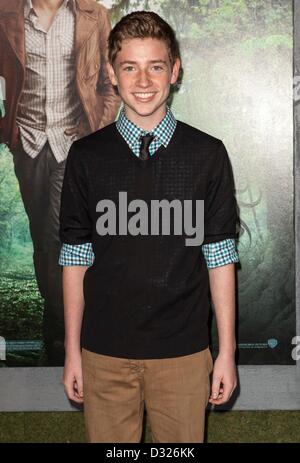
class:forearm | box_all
[63,265,88,355]
[208,263,236,356]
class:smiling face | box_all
[107,37,181,131]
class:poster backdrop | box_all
[0,0,294,366]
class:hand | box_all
[62,350,84,404]
[208,352,237,405]
[64,118,90,141]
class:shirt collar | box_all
[116,106,177,149]
[24,0,34,18]
[25,0,75,18]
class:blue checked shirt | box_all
[59,106,239,269]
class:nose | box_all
[136,69,152,88]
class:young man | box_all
[0,0,120,365]
[59,11,239,443]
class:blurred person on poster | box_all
[0,0,120,365]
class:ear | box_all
[170,58,181,85]
[106,62,118,86]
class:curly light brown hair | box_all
[108,11,180,67]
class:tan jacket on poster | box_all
[0,0,120,150]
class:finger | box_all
[64,382,76,401]
[74,375,84,399]
[64,379,83,403]
[210,376,222,400]
[219,381,232,403]
[208,383,225,404]
[208,391,223,402]
[214,383,234,405]
[209,391,225,404]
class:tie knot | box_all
[140,133,155,147]
[139,134,155,161]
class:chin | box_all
[132,104,161,117]
[137,108,157,117]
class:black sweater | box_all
[59,120,238,359]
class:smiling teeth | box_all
[134,93,155,97]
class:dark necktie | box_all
[139,134,155,161]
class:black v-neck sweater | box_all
[59,120,238,359]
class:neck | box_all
[124,105,168,132]
[32,0,65,11]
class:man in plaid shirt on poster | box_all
[0,0,120,365]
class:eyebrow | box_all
[119,60,168,65]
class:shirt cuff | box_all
[58,242,95,266]
[202,238,239,269]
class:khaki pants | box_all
[82,347,213,443]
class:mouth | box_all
[132,92,157,102]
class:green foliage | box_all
[101,0,292,57]
[0,276,43,340]
[0,146,42,366]
[146,0,291,52]
[241,34,292,52]
[0,144,32,274]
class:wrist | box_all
[218,345,236,358]
[64,341,81,356]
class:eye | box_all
[152,65,164,71]
[123,66,135,72]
